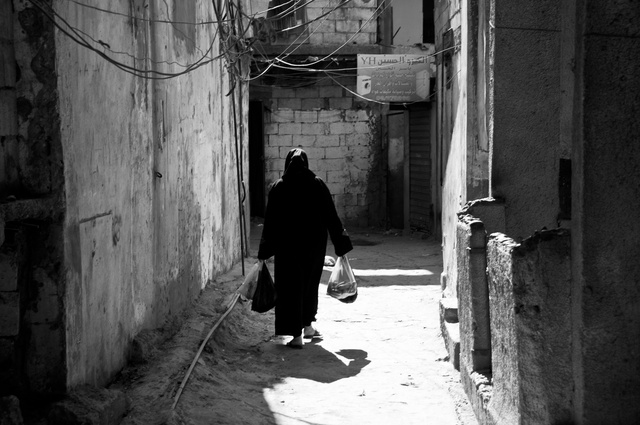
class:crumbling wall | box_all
[486,229,572,425]
[52,0,246,388]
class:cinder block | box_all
[316,159,343,172]
[316,135,340,147]
[327,170,348,183]
[349,145,372,157]
[329,97,353,110]
[318,110,342,123]
[279,123,301,135]
[347,7,376,20]
[294,135,315,147]
[277,98,301,109]
[345,133,371,145]
[301,98,324,109]
[268,135,292,147]
[270,110,294,122]
[323,32,347,44]
[296,88,319,99]
[264,123,278,135]
[322,86,344,98]
[302,123,326,135]
[329,122,355,135]
[273,88,296,98]
[336,20,361,33]
[302,147,324,160]
[295,110,318,122]
[308,33,323,44]
[325,147,344,159]
[0,293,20,336]
[354,121,371,133]
[345,110,370,122]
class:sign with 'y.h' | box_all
[357,54,435,102]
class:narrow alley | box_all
[112,223,477,425]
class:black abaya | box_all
[258,149,352,337]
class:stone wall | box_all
[254,79,385,228]
[486,230,572,425]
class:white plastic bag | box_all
[326,255,357,300]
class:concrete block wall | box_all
[261,80,384,227]
[305,0,377,45]
[486,229,572,425]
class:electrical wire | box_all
[65,0,226,25]
[28,0,222,80]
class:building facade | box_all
[247,0,438,232]
[435,0,640,423]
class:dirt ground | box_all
[111,223,478,425]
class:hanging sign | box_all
[357,54,434,102]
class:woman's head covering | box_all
[283,148,314,180]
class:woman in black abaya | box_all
[258,148,353,348]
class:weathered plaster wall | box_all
[54,0,246,387]
[435,0,464,298]
[490,0,562,239]
[255,80,385,228]
[571,0,640,422]
[487,230,572,425]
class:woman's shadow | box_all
[272,340,371,383]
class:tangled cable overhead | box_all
[25,0,448,104]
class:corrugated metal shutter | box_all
[409,103,431,232]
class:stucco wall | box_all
[255,80,385,228]
[487,230,572,425]
[54,0,247,387]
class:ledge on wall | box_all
[439,297,460,370]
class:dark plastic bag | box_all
[237,261,261,300]
[251,262,276,313]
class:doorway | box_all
[386,103,433,233]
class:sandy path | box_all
[115,228,477,425]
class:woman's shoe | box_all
[303,326,322,339]
[286,336,303,349]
